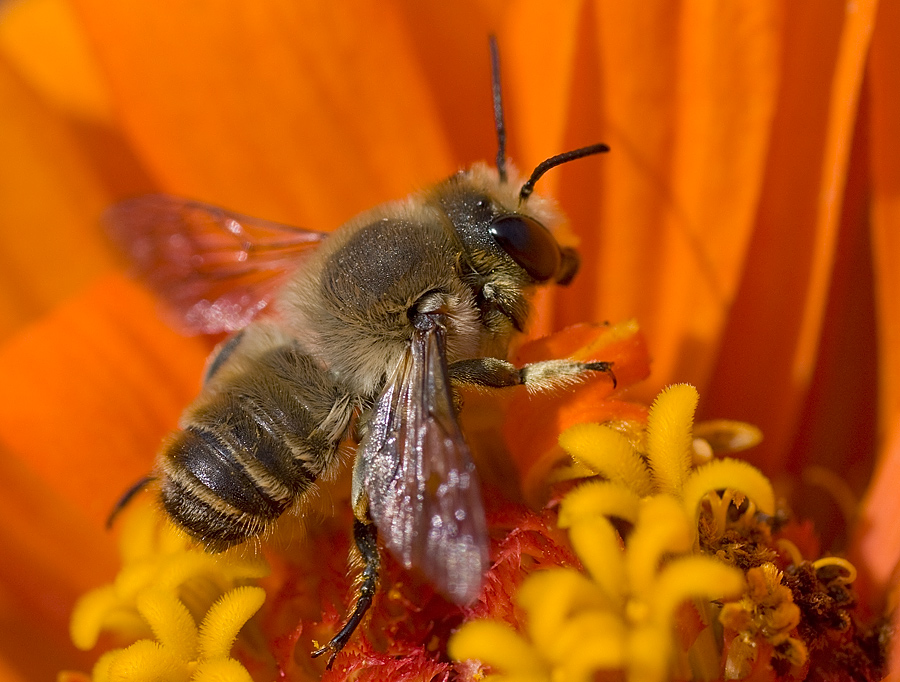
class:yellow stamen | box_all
[720,561,806,675]
[197,586,266,661]
[650,556,744,625]
[447,620,546,676]
[645,384,699,496]
[627,626,673,682]
[557,479,641,528]
[191,658,257,682]
[802,465,859,529]
[625,496,692,597]
[691,437,714,466]
[134,589,198,662]
[104,640,188,682]
[552,612,626,673]
[89,650,119,682]
[776,538,805,567]
[692,419,763,453]
[811,556,858,584]
[559,423,654,496]
[517,569,611,652]
[451,382,787,682]
[155,551,240,592]
[705,490,731,539]
[71,586,148,651]
[682,458,775,539]
[118,501,186,564]
[69,500,268,682]
[567,515,627,606]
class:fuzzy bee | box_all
[106,38,612,666]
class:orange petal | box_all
[513,321,628,364]
[393,1,504,168]
[70,1,454,229]
[778,96,878,551]
[704,2,877,473]
[0,274,209,529]
[500,1,585,173]
[503,322,652,502]
[850,0,900,619]
[0,55,118,339]
[0,659,36,682]
[0,442,116,677]
[511,3,781,391]
[852,424,900,618]
[0,275,209,676]
[0,0,112,123]
[867,0,900,471]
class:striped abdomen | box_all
[158,344,354,551]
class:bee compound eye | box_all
[555,246,580,286]
[489,215,561,282]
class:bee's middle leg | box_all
[448,357,616,392]
[311,518,380,669]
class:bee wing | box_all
[360,321,489,605]
[104,194,327,334]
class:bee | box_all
[106,37,612,666]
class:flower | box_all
[449,384,760,682]
[450,384,762,682]
[451,385,881,681]
[68,501,270,682]
[0,1,897,681]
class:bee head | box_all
[443,36,609,288]
[434,158,597,291]
[424,38,609,336]
[491,143,610,286]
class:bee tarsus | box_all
[311,519,380,670]
[448,357,616,392]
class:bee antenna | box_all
[489,36,508,183]
[519,143,610,203]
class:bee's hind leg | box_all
[106,474,155,529]
[311,518,380,669]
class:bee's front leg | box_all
[311,518,380,669]
[448,357,616,392]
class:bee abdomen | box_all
[159,343,353,551]
[161,465,268,552]
[178,425,292,515]
[161,422,298,551]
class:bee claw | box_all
[310,643,339,670]
[585,361,617,389]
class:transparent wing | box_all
[104,194,327,334]
[359,320,489,605]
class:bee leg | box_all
[311,518,380,669]
[521,359,617,390]
[449,357,616,392]
[106,474,155,529]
